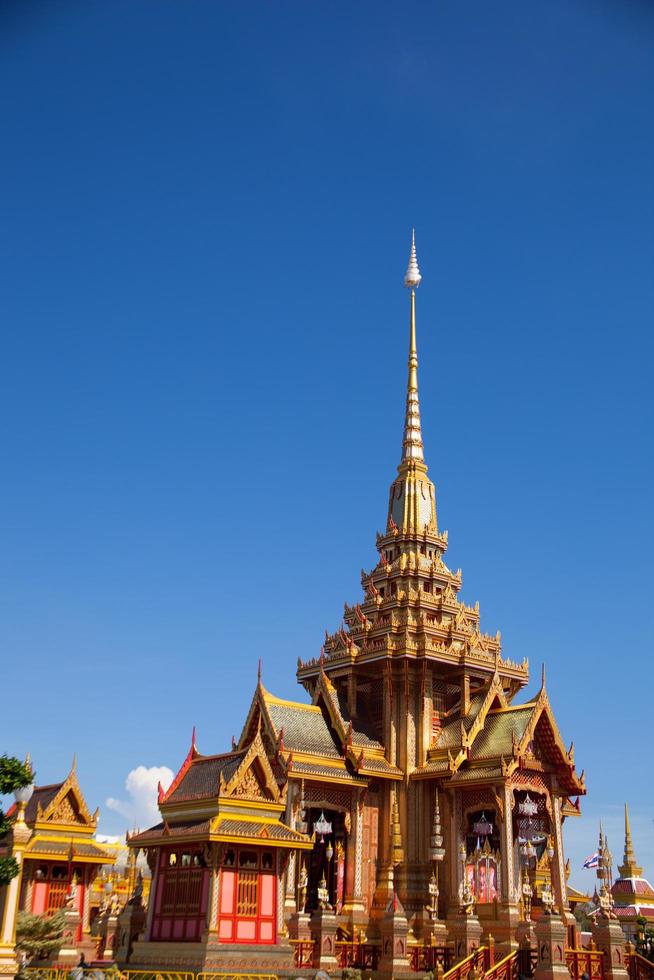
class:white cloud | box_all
[106,765,174,832]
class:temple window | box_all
[151,847,208,942]
[379,587,385,597]
[390,583,397,595]
[420,544,426,555]
[423,581,431,593]
[218,846,276,945]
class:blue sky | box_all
[1,1,653,890]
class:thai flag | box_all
[583,852,599,869]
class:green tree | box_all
[0,754,33,885]
[573,901,593,932]
[15,910,65,964]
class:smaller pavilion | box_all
[0,758,116,967]
[610,804,654,942]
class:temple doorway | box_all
[305,808,347,912]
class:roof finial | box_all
[541,662,546,689]
[191,725,197,751]
[400,230,424,465]
[619,802,643,878]
[404,229,422,288]
[257,658,262,684]
[71,752,77,773]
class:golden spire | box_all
[401,230,424,466]
[386,231,438,535]
[618,802,643,878]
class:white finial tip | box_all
[404,229,422,288]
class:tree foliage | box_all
[0,754,34,886]
[15,910,65,964]
[636,915,654,962]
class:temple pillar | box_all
[496,783,519,952]
[551,794,576,934]
[0,803,31,977]
[533,914,570,980]
[342,790,366,926]
[82,868,92,933]
[592,916,629,980]
[205,847,221,937]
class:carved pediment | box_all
[48,792,82,824]
[231,763,272,801]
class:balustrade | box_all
[566,947,605,980]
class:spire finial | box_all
[619,801,643,878]
[257,658,262,683]
[404,229,422,289]
[400,230,424,465]
[71,752,77,773]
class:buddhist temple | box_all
[123,234,587,975]
[610,804,654,942]
[0,759,116,964]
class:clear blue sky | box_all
[1,1,652,889]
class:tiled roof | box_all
[129,820,211,845]
[449,765,504,783]
[23,784,64,825]
[330,686,384,751]
[288,760,367,783]
[357,756,403,778]
[469,707,534,760]
[215,818,310,846]
[166,751,246,803]
[265,697,342,758]
[411,759,451,778]
[26,839,113,860]
[613,877,654,899]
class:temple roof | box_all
[264,695,342,758]
[165,751,247,803]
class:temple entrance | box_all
[305,808,347,912]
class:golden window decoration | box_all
[236,871,258,916]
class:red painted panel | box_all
[260,875,274,917]
[220,870,235,914]
[236,920,256,941]
[260,921,273,942]
[218,919,233,940]
[32,882,47,915]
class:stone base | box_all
[533,914,570,980]
[378,905,411,977]
[447,912,483,964]
[129,937,295,973]
[310,908,338,970]
[592,917,629,980]
[287,910,311,940]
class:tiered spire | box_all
[401,230,424,466]
[618,802,643,878]
[386,231,438,535]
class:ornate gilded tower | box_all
[296,233,583,944]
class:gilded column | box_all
[551,795,568,912]
[0,801,32,977]
[206,846,221,935]
[500,784,515,903]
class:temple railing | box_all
[290,938,316,968]
[628,952,654,980]
[335,939,380,969]
[566,947,605,980]
[408,943,453,973]
[482,951,519,980]
[443,945,489,980]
